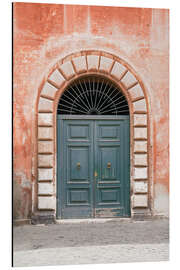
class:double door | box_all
[57,115,130,218]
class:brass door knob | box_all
[77,162,81,168]
[107,162,111,168]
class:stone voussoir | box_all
[48,69,66,88]
[72,55,87,73]
[59,61,75,80]
[99,56,113,73]
[38,113,53,126]
[38,97,53,112]
[128,84,144,100]
[87,55,99,71]
[41,82,58,99]
[133,98,147,112]
[121,71,137,89]
[110,61,127,80]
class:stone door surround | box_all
[36,50,151,218]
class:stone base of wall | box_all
[31,213,55,225]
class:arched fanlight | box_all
[57,76,129,115]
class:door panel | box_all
[94,120,130,217]
[57,116,130,219]
[57,120,94,218]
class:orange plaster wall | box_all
[13,3,169,219]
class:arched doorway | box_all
[57,75,130,218]
[36,50,151,221]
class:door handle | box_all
[107,162,111,169]
[77,162,81,168]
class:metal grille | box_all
[57,76,129,115]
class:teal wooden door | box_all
[57,116,130,219]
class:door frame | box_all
[57,114,130,219]
[35,50,152,220]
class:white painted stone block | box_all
[38,113,53,126]
[38,183,53,195]
[87,55,99,70]
[134,141,147,152]
[38,196,55,210]
[111,61,127,80]
[128,84,144,100]
[41,82,58,99]
[134,127,147,139]
[38,168,53,181]
[99,56,113,73]
[134,167,148,179]
[73,56,87,73]
[38,154,53,167]
[134,114,147,126]
[133,195,148,207]
[38,127,53,140]
[133,99,147,112]
[38,141,54,153]
[59,61,75,79]
[38,97,53,112]
[48,69,65,87]
[121,71,137,88]
[134,181,148,193]
[134,154,147,166]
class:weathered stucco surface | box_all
[13,3,169,219]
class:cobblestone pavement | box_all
[13,218,169,267]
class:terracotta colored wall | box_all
[13,3,169,219]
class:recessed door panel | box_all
[100,147,119,180]
[68,147,90,181]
